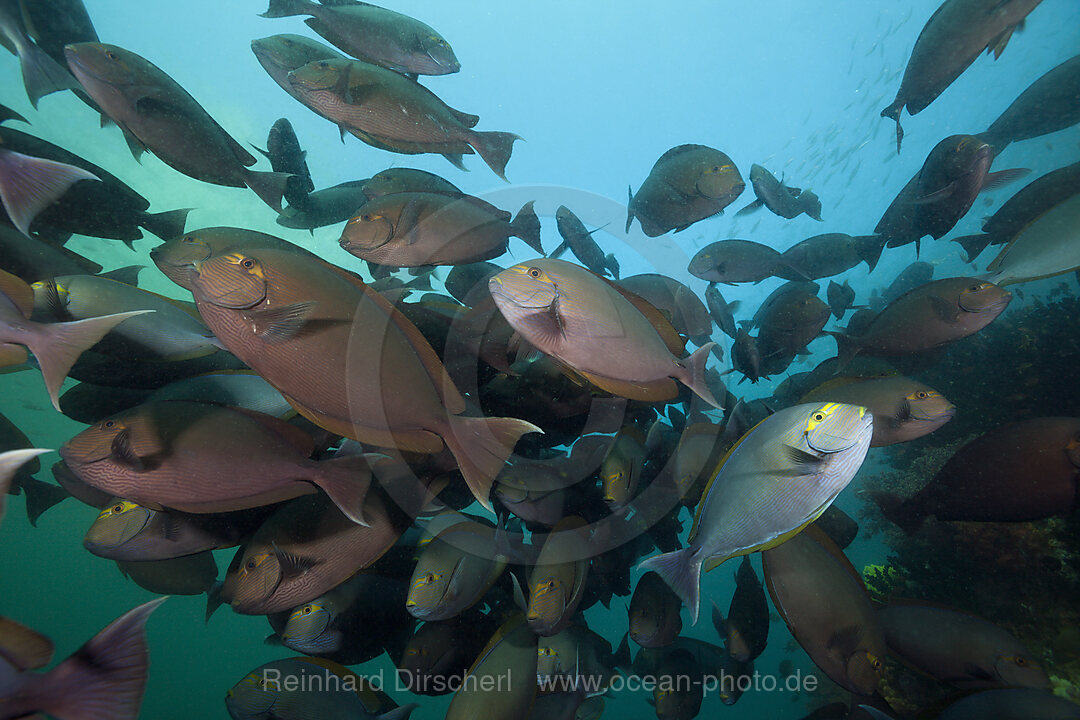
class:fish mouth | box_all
[488,276,559,310]
[910,406,956,422]
[960,292,1011,313]
[63,44,111,84]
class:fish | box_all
[444,614,538,720]
[258,117,314,209]
[286,57,520,179]
[0,597,165,720]
[490,258,720,407]
[880,0,1044,151]
[752,282,831,376]
[0,448,51,528]
[978,55,1080,154]
[83,499,268,562]
[812,503,860,550]
[340,192,542,266]
[0,0,79,108]
[553,205,617,278]
[223,485,418,615]
[875,135,1027,253]
[800,375,955,446]
[64,42,291,210]
[647,648,704,720]
[445,261,503,306]
[628,571,683,648]
[829,277,1011,369]
[117,551,218,596]
[626,144,745,237]
[31,274,222,362]
[250,33,346,104]
[639,402,873,623]
[664,421,729,508]
[736,164,822,221]
[935,688,1080,719]
[878,602,1048,688]
[361,167,463,200]
[527,516,593,636]
[406,519,507,621]
[881,261,935,306]
[276,179,369,231]
[826,279,862,320]
[600,426,646,509]
[688,238,795,285]
[260,0,459,77]
[0,223,103,282]
[952,160,1080,262]
[189,248,540,511]
[59,401,373,524]
[763,525,886,695]
[729,327,762,384]
[875,416,1080,532]
[617,274,712,344]
[713,556,769,662]
[396,613,495,696]
[777,233,887,280]
[0,145,98,237]
[985,185,1080,286]
[704,283,740,339]
[225,656,417,720]
[0,267,150,410]
[0,126,189,246]
[0,411,66,526]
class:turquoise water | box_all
[1,1,1079,718]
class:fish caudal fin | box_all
[20,475,68,527]
[468,130,521,182]
[19,40,79,109]
[37,597,166,720]
[0,149,99,235]
[442,415,542,511]
[0,448,51,528]
[951,233,994,263]
[824,330,861,373]
[311,455,374,526]
[27,310,153,411]
[242,168,291,212]
[677,343,722,409]
[880,99,904,153]
[870,491,925,535]
[258,0,314,18]
[510,200,543,254]
[140,208,191,241]
[638,547,703,624]
[854,234,887,273]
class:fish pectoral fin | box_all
[928,295,960,323]
[110,429,148,472]
[119,127,147,162]
[241,301,318,341]
[986,23,1018,59]
[735,198,764,216]
[906,181,958,205]
[780,444,824,473]
[979,168,1029,193]
[962,662,997,682]
[158,514,183,541]
[271,543,321,578]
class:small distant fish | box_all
[553,205,617,278]
[601,425,646,509]
[826,279,861,319]
[628,571,683,648]
[736,164,822,221]
[527,516,592,636]
[275,180,369,231]
[257,118,314,209]
[705,283,740,339]
[0,597,165,720]
[713,556,769,662]
[688,239,795,285]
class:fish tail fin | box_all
[710,600,727,641]
[242,168,291,212]
[27,310,152,411]
[638,547,702,625]
[258,0,313,18]
[139,207,191,241]
[468,130,521,181]
[205,580,225,624]
[441,153,468,171]
[854,234,887,273]
[870,490,925,534]
[880,99,904,153]
[612,631,631,669]
[18,40,78,108]
[0,149,99,235]
[605,253,620,279]
[442,415,542,511]
[735,198,763,216]
[311,455,373,526]
[20,475,68,526]
[625,185,635,233]
[823,330,860,373]
[510,200,543,254]
[677,343,721,409]
[951,233,993,263]
[550,240,570,258]
[37,597,165,720]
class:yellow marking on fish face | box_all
[866,651,884,675]
[907,390,937,401]
[96,500,140,520]
[805,403,840,433]
[288,603,323,622]
[427,34,448,47]
[999,653,1037,670]
[221,252,265,280]
[538,647,557,658]
[411,570,441,594]
[238,552,273,580]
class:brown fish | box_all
[0,267,150,410]
[753,282,830,376]
[777,233,887,280]
[763,525,886,696]
[361,167,462,200]
[688,239,796,285]
[881,0,1044,151]
[340,192,542,266]
[527,516,592,636]
[553,205,618,279]
[829,277,1011,369]
[875,416,1080,532]
[117,551,218,596]
[188,248,539,510]
[714,556,769,662]
[250,33,346,104]
[59,401,372,524]
[800,375,955,446]
[626,144,745,237]
[978,55,1080,154]
[617,273,712,344]
[287,57,520,179]
[444,614,538,720]
[628,571,682,648]
[64,43,290,210]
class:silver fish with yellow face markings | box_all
[527,516,593,636]
[638,402,873,623]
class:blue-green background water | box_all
[1,1,1078,718]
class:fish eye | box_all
[361,214,372,222]
[317,61,330,69]
[103,420,116,429]
[240,258,255,269]
[112,503,125,513]
[181,236,195,244]
[1015,657,1027,666]
[546,580,556,589]
[813,413,825,422]
[302,606,312,614]
[105,50,119,61]
[245,558,258,571]
[916,391,928,399]
[528,267,542,278]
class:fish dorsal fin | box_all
[0,268,34,318]
[689,415,770,542]
[600,277,685,355]
[798,376,862,403]
[226,406,317,457]
[0,616,54,670]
